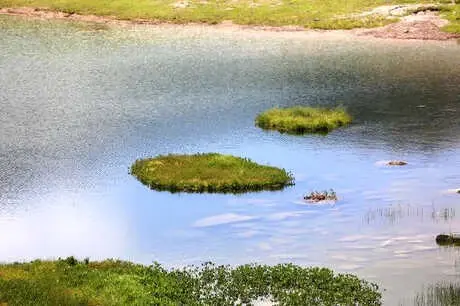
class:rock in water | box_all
[388,160,407,166]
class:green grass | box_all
[441,4,460,34]
[0,257,382,306]
[0,0,440,30]
[130,153,294,193]
[0,0,459,32]
[255,106,352,134]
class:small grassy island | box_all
[0,257,382,305]
[255,106,352,134]
[130,153,294,193]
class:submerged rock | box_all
[388,160,407,166]
[304,190,338,203]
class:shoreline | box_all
[1,6,459,41]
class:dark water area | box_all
[1,16,459,304]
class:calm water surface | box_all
[1,16,460,304]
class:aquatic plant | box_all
[130,153,294,193]
[412,281,460,306]
[363,204,455,225]
[304,189,338,202]
[255,106,352,134]
[0,257,382,305]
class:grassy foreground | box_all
[130,153,293,193]
[0,257,382,306]
[256,106,352,134]
[0,0,453,30]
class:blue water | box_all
[1,16,460,304]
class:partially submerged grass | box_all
[130,153,294,193]
[255,106,352,134]
[412,282,460,306]
[0,0,438,30]
[363,204,456,225]
[0,257,382,306]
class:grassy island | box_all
[130,153,294,193]
[255,106,352,134]
[0,257,382,305]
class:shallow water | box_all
[1,16,460,304]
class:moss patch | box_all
[130,153,294,193]
[255,106,352,134]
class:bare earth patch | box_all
[0,7,116,23]
[359,5,460,40]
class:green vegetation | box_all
[0,0,459,33]
[255,106,352,134]
[0,257,382,306]
[435,233,460,246]
[441,4,460,33]
[412,282,460,306]
[0,0,442,30]
[130,153,293,193]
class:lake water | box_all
[0,15,459,305]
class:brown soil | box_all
[361,11,460,40]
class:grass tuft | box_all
[130,153,294,193]
[0,258,382,305]
[255,106,352,134]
